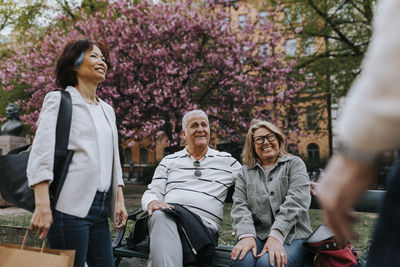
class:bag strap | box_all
[55,90,72,155]
[49,90,72,207]
[21,229,46,252]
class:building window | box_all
[238,14,248,29]
[303,37,315,56]
[287,108,298,129]
[240,45,250,63]
[284,7,291,24]
[285,39,297,57]
[123,148,132,165]
[307,143,320,160]
[258,11,269,28]
[221,17,230,32]
[140,147,148,165]
[306,112,318,129]
[258,43,270,57]
[287,144,299,155]
[294,6,303,23]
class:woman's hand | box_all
[30,181,52,240]
[115,186,128,232]
[310,181,319,196]
[258,236,287,267]
[147,200,174,216]
[231,236,257,261]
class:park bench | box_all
[112,189,385,267]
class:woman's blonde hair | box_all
[242,119,288,168]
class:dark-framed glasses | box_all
[193,161,202,177]
[254,133,277,145]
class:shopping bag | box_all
[0,90,73,212]
[0,229,75,267]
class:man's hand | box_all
[258,236,286,267]
[231,236,257,261]
[318,154,377,246]
[147,200,174,216]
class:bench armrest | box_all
[128,207,144,220]
[112,207,145,248]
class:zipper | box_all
[180,225,197,255]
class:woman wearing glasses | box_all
[230,119,312,267]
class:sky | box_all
[0,0,82,36]
[0,0,162,37]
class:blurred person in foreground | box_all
[230,119,311,267]
[28,39,127,267]
[317,0,400,266]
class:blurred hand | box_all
[258,236,286,267]
[318,154,377,246]
[147,200,174,216]
[231,236,257,261]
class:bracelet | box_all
[336,142,381,163]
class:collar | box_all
[181,146,218,159]
[65,86,104,106]
[253,154,292,170]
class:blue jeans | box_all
[230,238,307,267]
[47,191,114,267]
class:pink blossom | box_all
[0,0,312,149]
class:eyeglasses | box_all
[193,161,201,177]
[253,133,277,145]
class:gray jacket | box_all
[230,154,312,244]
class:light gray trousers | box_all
[147,210,219,267]
[147,210,183,267]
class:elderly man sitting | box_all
[141,110,242,267]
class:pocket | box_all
[272,175,288,200]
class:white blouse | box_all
[87,103,113,192]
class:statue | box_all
[1,103,23,136]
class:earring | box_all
[74,52,85,68]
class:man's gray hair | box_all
[182,110,209,134]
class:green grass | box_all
[0,214,31,228]
[0,215,42,246]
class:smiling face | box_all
[182,113,210,152]
[253,127,280,165]
[76,45,107,85]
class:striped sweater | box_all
[141,147,242,228]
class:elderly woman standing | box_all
[27,39,127,267]
[230,119,311,267]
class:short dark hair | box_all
[55,39,111,89]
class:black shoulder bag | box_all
[0,90,74,212]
